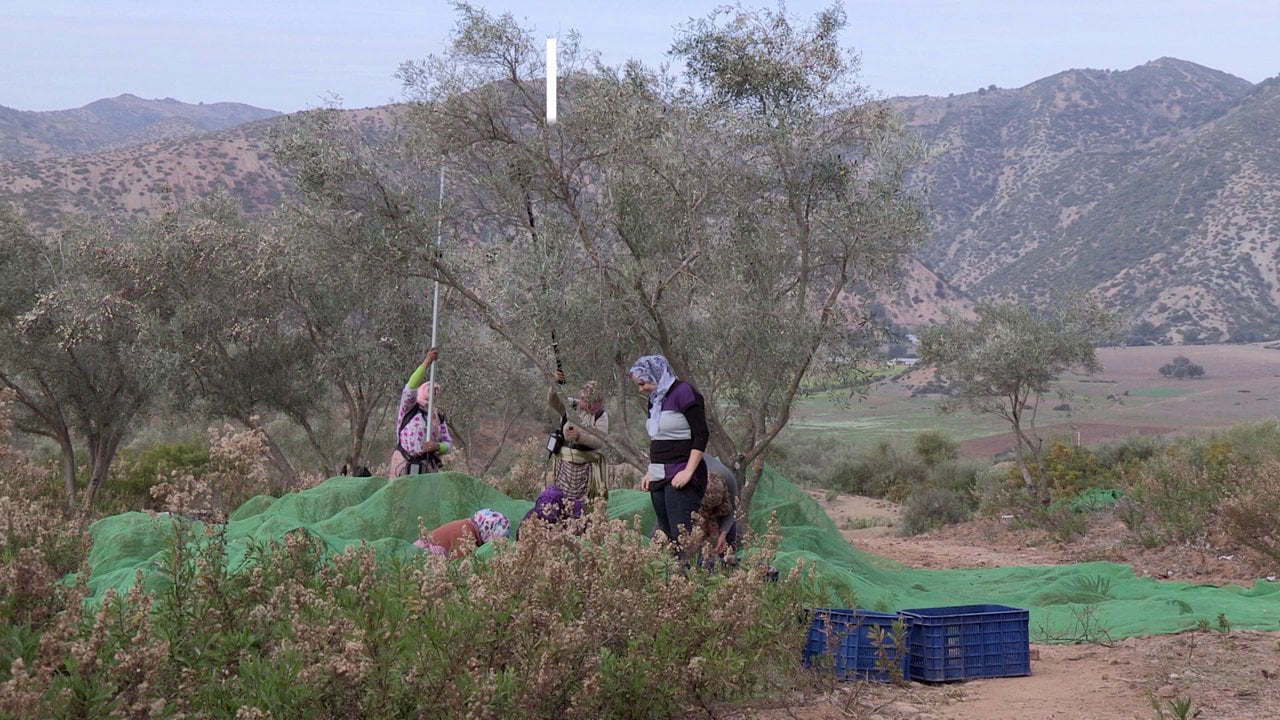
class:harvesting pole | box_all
[426,167,444,425]
[546,38,557,125]
[545,36,563,380]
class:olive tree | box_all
[0,207,160,509]
[112,196,313,488]
[273,2,927,511]
[268,210,435,473]
[917,297,1117,505]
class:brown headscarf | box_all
[577,380,604,419]
[688,472,731,549]
[700,472,733,523]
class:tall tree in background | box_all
[0,207,159,509]
[271,204,431,474]
[917,297,1117,505]
[113,196,312,488]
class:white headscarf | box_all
[629,355,678,437]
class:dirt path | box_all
[762,491,1280,720]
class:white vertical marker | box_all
[546,37,557,125]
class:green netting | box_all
[1062,487,1124,513]
[83,468,1280,640]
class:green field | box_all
[788,392,1006,447]
[1123,386,1188,397]
[783,343,1280,457]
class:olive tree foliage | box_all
[917,297,1117,505]
[432,310,544,478]
[0,207,160,509]
[268,105,545,476]
[103,195,317,488]
[273,2,927,510]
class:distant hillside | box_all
[896,58,1280,342]
[6,61,1280,344]
[0,105,396,228]
[0,94,281,161]
[0,119,286,225]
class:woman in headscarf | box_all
[547,369,610,502]
[519,485,586,536]
[414,508,510,557]
[391,347,453,477]
[629,354,709,550]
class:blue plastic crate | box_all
[899,604,1031,682]
[802,608,910,682]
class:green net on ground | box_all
[84,468,1280,640]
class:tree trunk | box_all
[82,433,122,512]
[262,433,298,492]
[738,456,766,524]
[237,414,298,492]
[57,431,78,511]
[345,402,372,474]
[1011,422,1050,505]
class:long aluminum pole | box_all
[426,167,444,429]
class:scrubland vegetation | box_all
[774,419,1280,572]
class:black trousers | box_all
[650,461,707,545]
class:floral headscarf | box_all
[628,355,678,437]
[416,381,441,408]
[471,509,510,543]
[412,381,447,441]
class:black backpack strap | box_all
[396,402,419,455]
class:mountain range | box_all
[3,61,1279,343]
[900,58,1280,343]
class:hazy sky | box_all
[3,1,1279,113]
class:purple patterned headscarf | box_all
[526,485,585,524]
[471,509,510,543]
[628,355,678,437]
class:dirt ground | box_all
[748,492,1280,720]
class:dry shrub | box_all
[292,470,328,491]
[150,423,273,521]
[383,511,807,718]
[0,390,91,632]
[900,487,973,536]
[1218,460,1280,572]
[1116,441,1235,548]
[489,435,551,499]
[973,461,1026,515]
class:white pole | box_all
[426,167,444,429]
[546,37,557,125]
